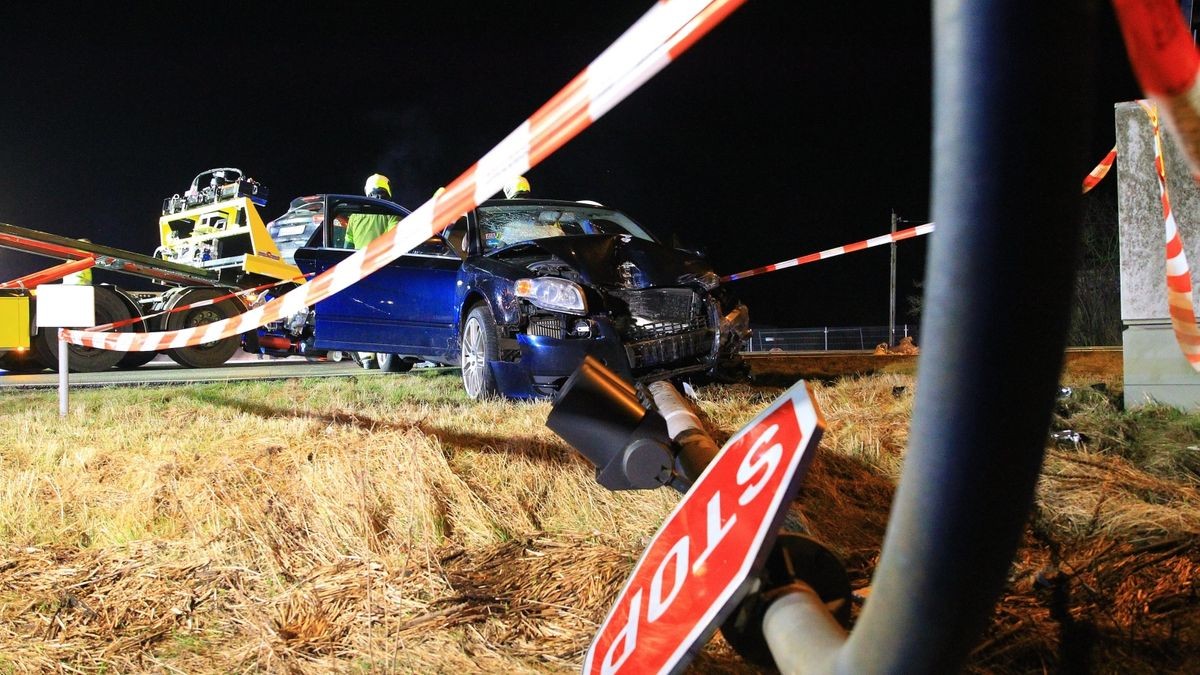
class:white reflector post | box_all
[36,284,95,417]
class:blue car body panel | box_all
[294,247,463,362]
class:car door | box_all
[293,197,462,359]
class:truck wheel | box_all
[164,289,242,368]
[377,353,414,373]
[32,286,132,372]
[461,304,500,400]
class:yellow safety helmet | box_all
[365,174,391,198]
[504,175,531,199]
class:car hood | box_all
[492,235,712,289]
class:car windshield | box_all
[477,204,656,252]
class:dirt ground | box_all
[746,347,1123,386]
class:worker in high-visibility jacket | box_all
[345,174,401,249]
[346,176,401,369]
[62,239,93,285]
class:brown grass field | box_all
[1,350,1197,673]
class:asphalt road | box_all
[0,352,386,389]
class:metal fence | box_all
[743,325,920,352]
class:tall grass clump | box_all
[0,361,1196,672]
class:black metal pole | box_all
[889,210,898,347]
[830,1,1094,671]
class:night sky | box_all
[0,2,1140,328]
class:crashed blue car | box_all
[253,194,750,399]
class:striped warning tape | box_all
[88,273,312,333]
[1114,0,1200,179]
[1137,100,1200,370]
[723,146,1120,284]
[61,0,746,351]
[1082,146,1116,194]
[1114,1,1200,370]
[720,223,935,283]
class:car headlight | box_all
[515,277,587,315]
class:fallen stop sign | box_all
[584,380,825,675]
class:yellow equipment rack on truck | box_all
[0,168,305,373]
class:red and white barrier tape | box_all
[723,146,1118,284]
[1082,146,1117,194]
[720,223,935,283]
[1114,0,1200,179]
[88,274,312,333]
[62,0,746,351]
[1138,100,1200,370]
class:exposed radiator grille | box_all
[613,288,698,323]
[625,318,706,341]
[612,288,707,342]
[625,328,712,369]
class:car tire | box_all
[461,304,500,400]
[377,353,414,373]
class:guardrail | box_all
[743,325,919,352]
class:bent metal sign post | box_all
[584,380,825,675]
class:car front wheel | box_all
[461,304,500,400]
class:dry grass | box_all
[0,364,1196,673]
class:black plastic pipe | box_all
[764,2,1097,672]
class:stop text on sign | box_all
[584,380,824,675]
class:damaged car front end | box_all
[462,201,750,398]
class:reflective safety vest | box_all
[345,213,400,249]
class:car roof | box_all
[291,195,605,213]
[476,198,608,209]
[290,194,412,215]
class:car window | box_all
[267,206,322,264]
[329,213,349,248]
[445,216,469,257]
[477,205,655,252]
[329,199,409,249]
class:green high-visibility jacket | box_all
[345,213,400,249]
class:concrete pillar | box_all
[1117,101,1200,408]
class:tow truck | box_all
[0,168,305,373]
